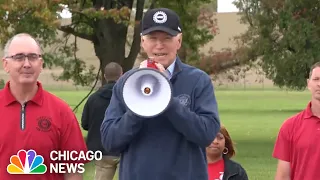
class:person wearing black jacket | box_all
[81,62,123,180]
[206,125,248,180]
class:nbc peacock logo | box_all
[7,149,47,174]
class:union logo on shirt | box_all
[36,116,52,132]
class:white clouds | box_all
[59,9,72,18]
[57,4,72,18]
[217,0,239,13]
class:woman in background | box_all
[206,125,248,180]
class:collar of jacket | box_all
[169,56,184,80]
[106,80,117,84]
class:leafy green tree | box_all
[154,1,218,64]
[0,78,4,89]
[233,0,320,90]
[0,0,218,87]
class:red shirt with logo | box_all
[0,81,89,180]
[273,102,320,180]
[208,158,224,180]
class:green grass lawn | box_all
[51,89,311,180]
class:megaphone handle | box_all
[147,59,158,69]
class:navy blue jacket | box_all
[223,157,249,180]
[100,57,220,180]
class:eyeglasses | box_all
[6,53,42,62]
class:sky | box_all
[217,0,239,13]
[59,0,239,18]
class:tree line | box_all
[0,0,317,90]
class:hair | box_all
[104,62,123,81]
[220,125,236,159]
[309,62,320,78]
[3,33,42,58]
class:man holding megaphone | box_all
[100,7,221,180]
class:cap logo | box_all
[153,11,167,24]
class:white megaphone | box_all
[122,60,173,118]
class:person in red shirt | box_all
[0,33,89,180]
[273,62,320,180]
[206,125,248,180]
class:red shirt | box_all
[0,81,89,180]
[273,102,320,180]
[207,158,224,180]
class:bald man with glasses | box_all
[0,33,89,180]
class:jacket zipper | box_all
[21,102,27,130]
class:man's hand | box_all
[139,59,168,77]
[139,60,148,68]
[154,62,166,73]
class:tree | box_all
[232,0,320,90]
[0,0,218,87]
[154,1,219,64]
[0,78,4,89]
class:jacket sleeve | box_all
[81,100,90,131]
[164,72,220,147]
[100,81,145,154]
